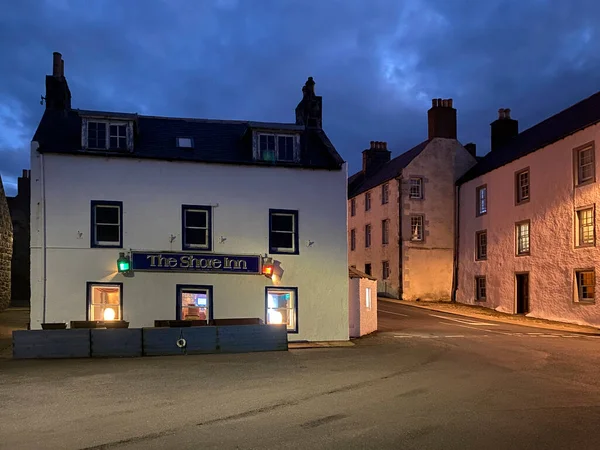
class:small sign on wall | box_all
[131,252,261,274]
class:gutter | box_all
[450,183,460,303]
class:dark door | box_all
[516,273,529,314]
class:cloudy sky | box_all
[1,0,599,195]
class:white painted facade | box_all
[30,149,349,342]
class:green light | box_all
[117,253,131,273]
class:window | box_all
[87,121,128,150]
[365,287,372,310]
[266,287,298,333]
[516,220,530,256]
[365,192,371,211]
[350,229,356,251]
[409,177,423,199]
[365,224,371,248]
[574,144,595,186]
[382,183,389,204]
[177,285,212,322]
[177,137,194,148]
[182,205,212,251]
[476,230,487,260]
[91,201,122,248]
[382,261,390,280]
[87,282,122,321]
[475,277,486,302]
[364,263,372,275]
[382,219,390,245]
[576,207,595,247]
[410,215,424,241]
[350,198,356,217]
[476,185,487,216]
[269,209,299,254]
[575,270,595,303]
[515,169,530,204]
[258,133,296,162]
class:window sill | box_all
[515,199,530,206]
[183,246,213,252]
[575,244,596,249]
[575,180,595,188]
[475,257,487,261]
[516,252,530,257]
[476,212,487,217]
[91,243,123,249]
[575,300,595,305]
[269,249,300,256]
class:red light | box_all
[262,265,274,277]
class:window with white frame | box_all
[516,221,530,255]
[365,287,372,310]
[269,209,298,254]
[258,133,296,162]
[91,201,122,248]
[382,219,389,244]
[350,228,356,251]
[87,121,128,150]
[475,277,486,301]
[266,287,298,332]
[476,230,487,260]
[88,283,122,321]
[382,183,389,204]
[409,177,423,199]
[575,270,595,303]
[179,286,211,322]
[515,169,530,204]
[576,207,595,247]
[476,185,487,216]
[575,144,595,186]
[410,215,424,241]
[382,261,390,280]
[182,205,212,250]
[365,224,371,248]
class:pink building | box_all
[348,266,377,338]
[348,100,477,300]
[455,91,600,327]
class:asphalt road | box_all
[2,301,600,450]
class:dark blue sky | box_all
[1,0,599,195]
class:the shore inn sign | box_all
[29,52,349,342]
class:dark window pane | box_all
[110,137,117,149]
[98,123,106,135]
[95,206,119,224]
[96,224,119,243]
[271,214,293,232]
[278,136,294,161]
[98,134,106,148]
[271,232,293,249]
[260,135,267,151]
[185,228,207,246]
[186,210,207,228]
[89,122,97,132]
[267,135,275,150]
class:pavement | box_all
[2,303,600,449]
[0,307,29,357]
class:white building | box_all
[30,52,349,342]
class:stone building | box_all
[7,170,31,307]
[0,174,13,311]
[348,99,477,300]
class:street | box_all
[2,301,600,449]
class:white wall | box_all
[348,277,378,338]
[30,150,349,341]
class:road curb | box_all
[289,341,355,349]
[378,298,600,335]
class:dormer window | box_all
[256,133,298,162]
[177,137,194,148]
[84,119,131,151]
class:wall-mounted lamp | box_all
[262,256,274,279]
[117,252,132,274]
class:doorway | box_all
[516,273,529,314]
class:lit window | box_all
[516,221,530,255]
[269,209,298,254]
[365,224,371,248]
[88,283,122,321]
[382,183,389,204]
[382,261,390,280]
[91,201,122,248]
[476,230,487,260]
[179,286,211,322]
[365,287,372,309]
[475,277,486,301]
[516,169,530,204]
[177,137,194,148]
[182,205,212,250]
[576,208,595,247]
[350,228,356,251]
[476,185,487,215]
[575,145,595,186]
[350,198,356,217]
[410,215,424,241]
[575,270,595,303]
[365,192,371,211]
[258,133,296,162]
[266,287,298,332]
[409,178,423,199]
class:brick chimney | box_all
[428,98,457,139]
[45,52,71,111]
[362,141,391,176]
[464,142,477,157]
[295,77,322,129]
[490,108,518,152]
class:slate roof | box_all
[348,140,430,198]
[32,108,344,170]
[349,266,377,280]
[458,90,600,185]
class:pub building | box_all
[29,52,349,342]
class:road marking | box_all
[429,314,498,326]
[442,322,514,335]
[379,310,409,317]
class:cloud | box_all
[1,0,599,195]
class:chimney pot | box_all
[504,108,511,119]
[498,108,505,119]
[432,99,436,107]
[370,141,375,149]
[60,59,64,77]
[448,99,453,108]
[52,52,62,77]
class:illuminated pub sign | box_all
[131,252,261,274]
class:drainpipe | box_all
[397,176,403,299]
[451,183,460,303]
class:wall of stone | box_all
[7,170,30,306]
[0,175,13,311]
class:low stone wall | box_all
[0,177,13,311]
